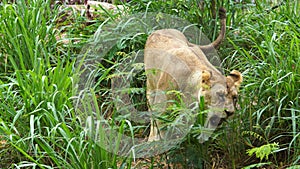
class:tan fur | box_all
[144,8,243,142]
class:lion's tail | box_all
[199,7,226,53]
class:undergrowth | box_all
[0,0,299,168]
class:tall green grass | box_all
[0,0,120,168]
[0,0,58,72]
[0,0,299,168]
[217,0,300,167]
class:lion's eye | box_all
[217,91,226,102]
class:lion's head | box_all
[196,69,243,142]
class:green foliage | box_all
[286,165,300,169]
[0,0,126,168]
[0,0,57,71]
[246,143,279,161]
[0,0,299,168]
[242,131,265,142]
[219,0,300,167]
[126,0,228,40]
[242,162,272,169]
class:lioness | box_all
[144,8,242,142]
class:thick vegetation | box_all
[0,0,299,168]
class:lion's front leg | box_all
[146,84,168,142]
[148,118,161,141]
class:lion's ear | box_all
[188,70,211,88]
[227,70,243,89]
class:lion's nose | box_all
[209,115,221,126]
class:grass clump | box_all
[0,0,117,168]
[216,0,300,168]
[0,0,57,71]
[0,0,299,168]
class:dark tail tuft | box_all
[219,7,226,20]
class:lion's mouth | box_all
[198,112,228,143]
[225,110,234,117]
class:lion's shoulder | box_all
[146,29,189,48]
